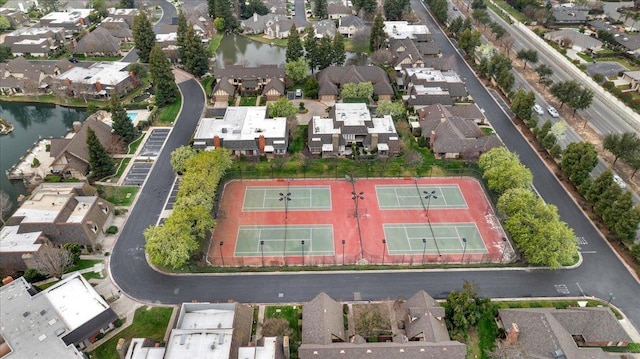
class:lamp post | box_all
[238,166,243,181]
[279,192,292,219]
[382,239,386,265]
[422,238,427,264]
[219,241,224,266]
[423,190,438,218]
[606,293,615,306]
[352,190,365,259]
[461,237,467,264]
[301,240,305,266]
[260,240,265,267]
[342,239,346,265]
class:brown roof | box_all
[317,66,394,97]
[74,27,121,54]
[302,292,345,345]
[52,117,114,168]
[404,291,449,343]
[215,65,285,81]
[299,341,467,359]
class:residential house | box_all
[389,38,426,72]
[327,2,352,19]
[187,13,212,38]
[298,291,467,359]
[307,103,400,157]
[2,26,66,57]
[0,274,118,357]
[0,225,50,275]
[193,106,289,156]
[551,7,588,25]
[240,13,304,36]
[39,9,92,32]
[6,182,114,247]
[74,27,121,57]
[314,19,337,38]
[53,61,134,98]
[498,307,633,359]
[155,32,178,49]
[544,29,603,53]
[0,56,72,94]
[384,21,431,41]
[263,0,288,15]
[622,71,640,92]
[265,19,295,39]
[0,8,30,28]
[98,19,134,41]
[316,65,394,101]
[614,33,640,54]
[419,103,500,159]
[417,41,441,58]
[403,67,468,108]
[338,15,367,38]
[212,65,285,102]
[107,7,138,27]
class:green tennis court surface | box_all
[376,185,467,209]
[383,223,486,254]
[243,186,331,211]
[235,225,335,256]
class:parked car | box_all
[547,105,559,118]
[453,5,458,10]
[533,104,544,115]
[613,174,627,189]
[295,88,302,98]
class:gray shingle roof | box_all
[317,65,394,97]
[302,292,345,345]
[339,15,366,28]
[74,27,121,54]
[299,340,467,359]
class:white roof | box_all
[125,338,166,359]
[413,85,450,95]
[7,26,65,36]
[57,62,130,86]
[370,115,397,134]
[0,226,43,253]
[377,143,389,151]
[44,273,111,330]
[322,143,334,151]
[41,9,91,23]
[334,103,371,126]
[238,337,278,359]
[195,107,287,141]
[405,67,463,83]
[156,32,178,42]
[311,116,340,135]
[384,21,430,39]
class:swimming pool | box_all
[126,112,138,122]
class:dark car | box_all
[68,57,79,63]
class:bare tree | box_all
[30,245,73,279]
[354,304,389,339]
[261,318,293,337]
[488,340,529,359]
[351,28,371,51]
[371,49,393,66]
[0,191,12,225]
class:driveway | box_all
[586,61,630,79]
[296,99,328,125]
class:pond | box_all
[214,33,369,68]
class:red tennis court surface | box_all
[208,177,511,267]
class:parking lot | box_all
[122,162,154,186]
[164,177,181,210]
[139,128,171,157]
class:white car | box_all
[532,104,544,115]
[613,174,627,189]
[547,105,559,118]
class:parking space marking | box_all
[554,284,570,295]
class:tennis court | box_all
[376,184,467,210]
[243,186,332,211]
[234,224,335,256]
[383,223,486,255]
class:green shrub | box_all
[23,269,46,283]
[114,318,124,327]
[631,243,640,263]
[31,158,40,168]
[106,226,118,235]
[45,144,51,152]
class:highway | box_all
[109,0,640,330]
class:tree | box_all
[560,142,598,186]
[371,49,392,65]
[170,146,197,174]
[132,11,156,63]
[86,127,115,179]
[303,76,319,99]
[444,281,492,334]
[471,0,486,8]
[42,0,59,12]
[208,0,217,18]
[304,27,320,72]
[127,62,147,79]
[31,245,73,279]
[585,170,614,204]
[458,29,482,55]
[268,97,298,120]
[63,243,82,265]
[426,0,448,23]
[370,14,385,52]
[448,17,464,35]
[384,0,410,20]
[490,22,506,40]
[285,58,310,84]
[0,191,12,225]
[510,89,535,122]
[177,10,188,59]
[286,25,304,62]
[110,97,137,143]
[214,0,236,31]
[340,82,374,99]
[0,16,12,31]
[145,222,198,269]
[625,149,640,178]
[610,192,640,243]
[351,28,371,52]
[314,0,328,18]
[375,100,405,118]
[332,32,346,66]
[0,45,12,62]
[356,0,377,17]
[603,132,640,166]
[535,64,553,85]
[550,80,580,108]
[317,36,334,70]
[262,318,293,337]
[354,304,388,338]
[497,187,539,217]
[569,87,593,117]
[182,25,210,77]
[149,44,179,106]
[120,0,134,8]
[472,9,491,29]
[478,147,532,194]
[515,49,538,69]
[242,0,269,18]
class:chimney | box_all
[283,336,290,359]
[506,323,520,344]
[332,133,340,153]
[258,135,266,154]
[95,81,102,92]
[253,12,258,22]
[429,130,435,149]
[73,121,82,133]
[65,78,72,89]
[214,135,221,148]
[116,338,128,359]
[370,133,378,150]
[2,276,14,285]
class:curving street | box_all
[110,0,640,329]
[122,0,178,63]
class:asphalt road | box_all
[122,0,178,63]
[109,1,640,329]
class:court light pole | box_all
[422,238,427,265]
[279,192,292,219]
[219,241,224,267]
[301,240,305,266]
[461,237,467,264]
[423,190,438,218]
[351,188,365,260]
[260,240,265,267]
[382,239,386,265]
[341,240,346,265]
[606,293,615,306]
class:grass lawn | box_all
[89,306,173,359]
[486,0,526,22]
[68,259,102,272]
[156,94,182,124]
[115,158,132,178]
[208,33,223,55]
[82,271,104,281]
[97,185,139,207]
[265,305,302,342]
[577,52,594,63]
[128,135,144,154]
[344,39,369,53]
[239,96,258,106]
[246,34,288,47]
[480,127,494,135]
[201,77,215,98]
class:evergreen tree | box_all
[120,0,133,8]
[110,97,137,143]
[384,0,409,20]
[286,25,304,62]
[182,25,210,77]
[332,32,346,66]
[149,45,179,106]
[86,127,114,179]
[242,0,269,18]
[361,0,378,17]
[317,36,333,70]
[304,27,320,72]
[370,14,385,52]
[314,0,328,18]
[177,10,188,60]
[132,11,156,63]
[214,0,236,30]
[208,0,217,18]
